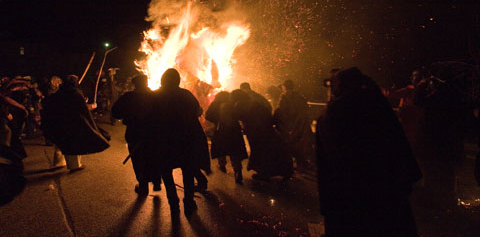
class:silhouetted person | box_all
[112,75,161,195]
[0,97,25,205]
[0,95,27,159]
[231,89,293,181]
[389,68,426,144]
[414,64,468,208]
[273,79,315,173]
[265,85,282,110]
[41,75,109,172]
[240,82,272,113]
[316,67,421,237]
[148,68,210,216]
[206,91,247,183]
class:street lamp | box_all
[104,42,110,48]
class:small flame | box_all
[135,2,250,91]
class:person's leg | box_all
[217,156,227,172]
[162,169,180,213]
[181,166,196,216]
[230,155,243,183]
[194,169,208,192]
[52,145,66,167]
[65,155,83,171]
[128,143,149,194]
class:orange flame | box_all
[135,2,250,91]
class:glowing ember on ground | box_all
[135,2,250,90]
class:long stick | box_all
[94,47,117,103]
[79,52,96,85]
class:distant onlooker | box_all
[240,82,272,113]
[231,89,293,181]
[274,79,315,173]
[206,91,248,183]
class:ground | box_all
[1,119,480,237]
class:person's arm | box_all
[0,95,28,116]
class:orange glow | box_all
[135,2,250,91]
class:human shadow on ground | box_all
[24,170,66,184]
[149,196,161,237]
[24,166,65,175]
[106,196,147,237]
[170,210,182,237]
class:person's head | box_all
[132,74,149,91]
[60,75,78,89]
[331,67,377,98]
[161,68,181,89]
[239,82,251,91]
[282,79,294,92]
[410,67,426,86]
[214,91,230,103]
[50,76,62,88]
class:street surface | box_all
[1,119,480,236]
[0,121,322,237]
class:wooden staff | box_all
[79,52,96,85]
[94,47,117,103]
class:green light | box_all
[104,43,110,48]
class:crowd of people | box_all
[0,64,476,236]
[110,68,316,216]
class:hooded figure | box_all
[231,89,293,181]
[206,91,248,183]
[316,67,421,237]
[41,75,109,170]
[111,75,161,195]
[273,79,315,173]
[147,68,210,216]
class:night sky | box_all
[1,0,478,100]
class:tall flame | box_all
[135,2,250,90]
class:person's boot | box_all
[52,150,66,168]
[134,183,148,196]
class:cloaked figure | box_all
[240,82,272,114]
[388,68,426,144]
[147,68,210,217]
[41,75,109,172]
[111,75,161,195]
[414,63,469,208]
[231,89,293,181]
[273,79,315,173]
[206,91,248,183]
[316,67,421,237]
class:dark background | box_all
[0,0,478,101]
